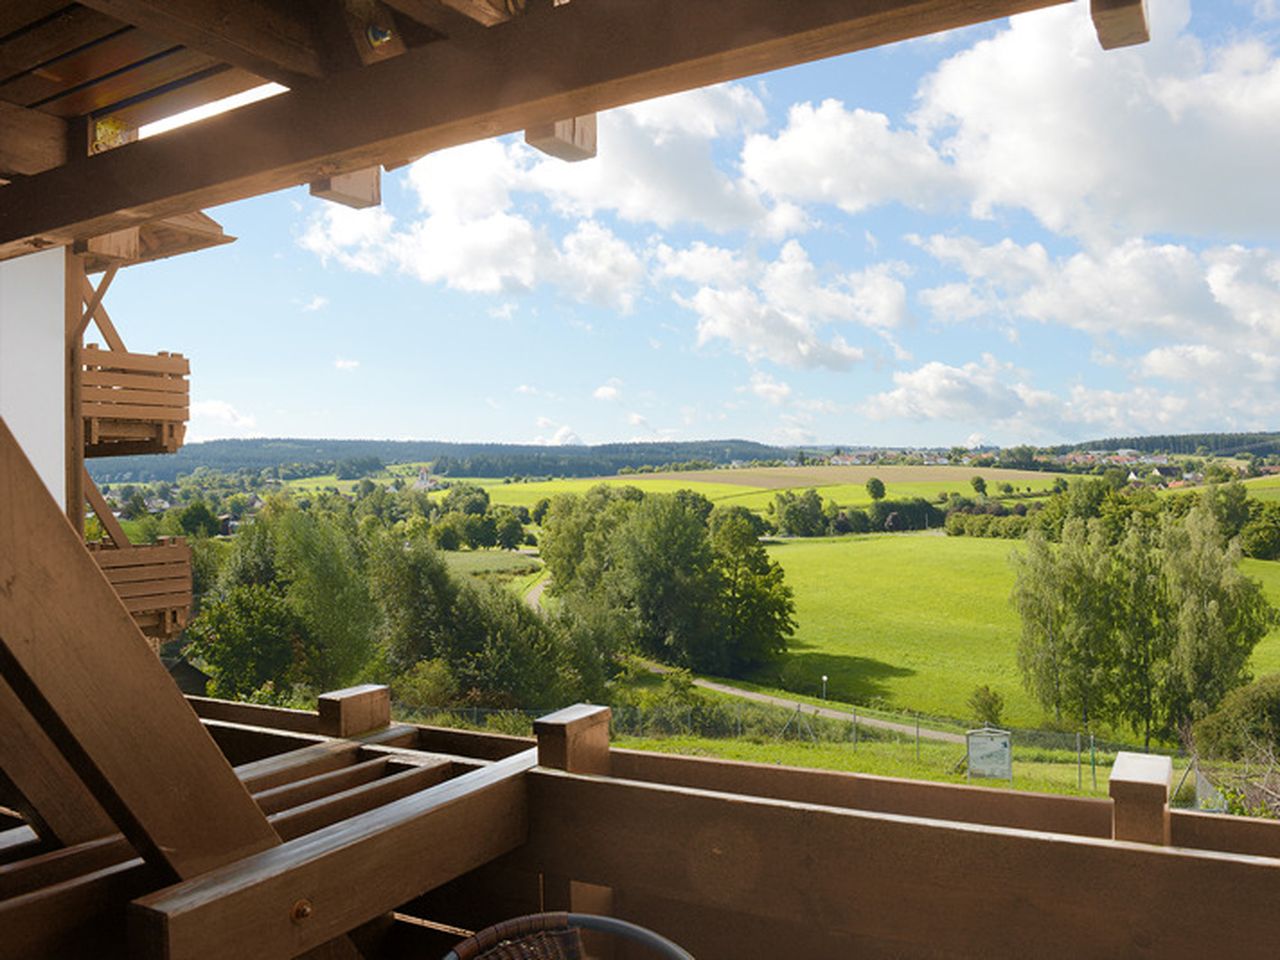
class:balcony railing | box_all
[81,344,189,457]
[87,537,192,645]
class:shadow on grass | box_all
[751,647,915,705]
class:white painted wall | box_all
[0,247,66,505]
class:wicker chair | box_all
[444,912,694,960]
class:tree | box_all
[492,508,525,550]
[179,500,220,538]
[185,584,301,698]
[865,477,886,501]
[710,507,795,670]
[968,685,1005,727]
[970,475,987,497]
[442,482,490,516]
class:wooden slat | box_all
[40,46,223,119]
[189,695,323,737]
[0,0,1072,260]
[269,761,454,840]
[79,274,126,351]
[76,0,327,86]
[0,417,279,882]
[0,26,175,108]
[82,368,188,393]
[0,7,122,82]
[0,1,69,41]
[0,100,67,176]
[82,346,189,375]
[0,832,132,900]
[132,749,535,960]
[82,383,188,406]
[84,402,189,421]
[109,578,190,601]
[97,560,189,584]
[119,590,191,614]
[94,64,264,131]
[90,541,189,568]
[252,757,393,816]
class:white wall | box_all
[0,247,66,505]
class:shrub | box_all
[1195,674,1280,760]
[968,684,1005,727]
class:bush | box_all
[391,658,458,711]
[1195,674,1280,760]
[968,684,1005,727]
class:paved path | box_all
[644,662,964,744]
[523,572,550,612]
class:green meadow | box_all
[756,534,1280,733]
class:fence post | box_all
[1076,732,1082,791]
[1091,733,1097,790]
[317,684,390,738]
[1109,751,1172,845]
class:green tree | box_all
[710,507,795,670]
[185,584,301,698]
[968,685,1005,727]
[865,477,886,501]
[970,475,987,497]
[442,482,490,516]
[492,507,525,550]
[179,500,220,538]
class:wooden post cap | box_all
[534,704,611,775]
[318,684,391,738]
[1109,751,1172,845]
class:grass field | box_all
[1244,475,1280,502]
[756,533,1280,734]
[441,549,542,582]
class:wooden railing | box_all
[87,537,192,646]
[81,344,189,457]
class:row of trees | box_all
[541,486,795,674]
[1012,508,1276,747]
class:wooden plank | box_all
[0,418,279,882]
[76,0,327,86]
[1171,809,1280,859]
[65,251,85,527]
[252,757,393,816]
[189,695,322,736]
[521,769,1280,959]
[80,274,126,352]
[0,0,1072,259]
[82,368,188,393]
[0,100,67,176]
[0,25,175,109]
[82,345,189,375]
[437,0,519,27]
[95,64,264,131]
[318,683,391,737]
[110,578,191,601]
[0,677,117,845]
[41,47,224,120]
[84,402,190,421]
[119,590,191,613]
[131,749,536,960]
[0,6,122,81]
[268,761,454,840]
[82,383,189,406]
[73,264,118,338]
[98,560,190,584]
[0,832,132,901]
[380,0,487,37]
[90,541,189,567]
[78,230,140,265]
[1091,0,1148,50]
[0,0,69,41]
[609,748,1113,838]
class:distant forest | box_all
[1062,432,1280,457]
[86,438,796,483]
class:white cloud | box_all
[863,354,1030,422]
[553,221,644,311]
[593,377,622,401]
[301,295,328,312]
[334,358,359,370]
[299,205,396,273]
[627,411,650,428]
[747,371,792,405]
[551,425,581,445]
[188,400,257,442]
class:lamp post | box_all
[821,675,828,700]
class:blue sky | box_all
[104,0,1280,449]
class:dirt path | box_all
[523,572,550,612]
[644,662,965,744]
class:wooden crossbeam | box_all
[83,470,131,548]
[76,0,327,86]
[0,0,1072,260]
[0,417,279,882]
[1091,0,1149,49]
[0,101,68,177]
[131,749,535,960]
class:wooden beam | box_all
[1091,0,1149,50]
[520,769,1280,958]
[130,749,535,960]
[525,113,596,162]
[76,0,326,86]
[533,703,610,774]
[310,167,383,209]
[75,229,141,266]
[0,102,68,177]
[64,251,86,527]
[0,417,279,883]
[83,470,132,548]
[80,274,127,352]
[0,0,1072,259]
[0,678,117,845]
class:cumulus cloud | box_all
[593,377,622,401]
[333,358,360,370]
[189,400,258,442]
[863,354,1030,422]
[746,371,792,405]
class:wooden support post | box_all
[1091,0,1149,50]
[310,167,383,209]
[1109,751,1171,845]
[319,684,392,737]
[74,228,141,266]
[525,114,597,162]
[0,417,279,881]
[534,704,611,775]
[64,250,86,527]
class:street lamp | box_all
[821,675,828,700]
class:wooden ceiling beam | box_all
[75,0,326,86]
[1091,0,1149,50]
[0,100,67,176]
[0,0,1073,260]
